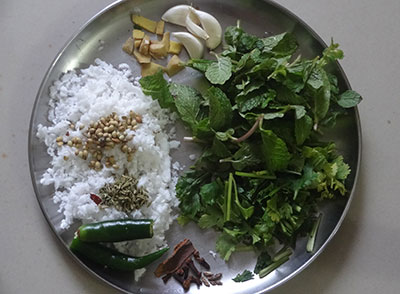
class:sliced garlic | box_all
[185,11,209,40]
[189,7,222,49]
[161,5,200,27]
[171,32,204,59]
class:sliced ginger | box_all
[168,41,183,55]
[149,32,170,59]
[131,15,157,33]
[122,37,135,55]
[156,21,165,35]
[132,29,145,39]
[166,55,184,77]
[138,35,150,55]
[141,62,165,77]
[133,50,151,64]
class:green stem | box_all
[235,171,276,180]
[307,214,322,253]
[259,255,290,278]
[233,115,263,143]
[272,247,292,262]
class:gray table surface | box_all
[1,0,399,293]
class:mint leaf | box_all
[170,83,202,129]
[224,25,261,53]
[232,270,254,282]
[215,128,235,141]
[205,56,232,85]
[260,129,291,171]
[231,143,262,171]
[261,32,298,56]
[309,66,331,122]
[208,86,233,131]
[186,59,215,73]
[139,70,175,110]
[295,114,312,145]
[319,39,344,66]
[211,137,231,157]
[337,90,362,108]
[292,105,306,119]
[236,88,275,112]
[193,118,212,139]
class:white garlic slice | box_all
[161,5,200,27]
[185,11,209,40]
[171,32,204,59]
[189,7,222,49]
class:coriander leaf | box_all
[179,192,201,218]
[231,173,254,220]
[177,215,192,225]
[334,156,351,180]
[232,270,254,282]
[291,164,319,199]
[139,70,175,110]
[295,114,313,145]
[260,129,291,172]
[337,90,362,108]
[216,231,237,261]
[208,86,233,131]
[261,32,298,56]
[169,83,202,129]
[200,181,222,206]
[266,195,281,222]
[254,251,273,274]
[176,170,208,217]
[303,146,329,171]
[186,58,215,73]
[198,213,224,229]
[205,56,233,85]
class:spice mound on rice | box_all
[37,59,180,277]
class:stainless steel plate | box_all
[29,0,361,293]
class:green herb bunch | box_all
[139,21,361,261]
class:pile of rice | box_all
[37,59,181,277]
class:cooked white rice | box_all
[37,59,180,277]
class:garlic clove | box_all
[161,5,200,27]
[185,11,209,40]
[171,32,204,59]
[189,7,222,49]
